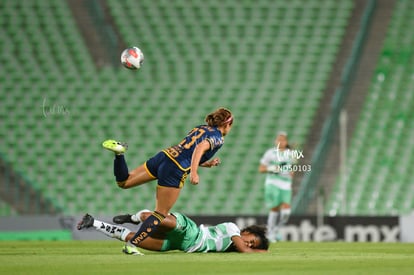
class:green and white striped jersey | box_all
[260,147,294,190]
[186,222,240,253]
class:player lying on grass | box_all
[77,210,269,254]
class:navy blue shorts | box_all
[145,151,188,188]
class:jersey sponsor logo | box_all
[131,232,148,245]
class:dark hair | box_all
[205,107,233,127]
[276,133,291,149]
[241,225,269,250]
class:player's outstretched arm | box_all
[190,140,211,184]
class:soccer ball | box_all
[120,46,144,70]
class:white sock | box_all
[267,211,279,238]
[93,219,131,241]
[120,229,132,241]
[131,209,151,223]
[279,208,291,226]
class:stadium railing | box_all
[0,155,62,215]
[292,0,377,214]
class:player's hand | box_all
[200,158,221,168]
[267,165,280,173]
[190,172,199,185]
[208,158,221,167]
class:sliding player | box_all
[77,210,269,254]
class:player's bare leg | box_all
[77,213,144,255]
[119,208,180,253]
[128,186,181,246]
[121,211,178,252]
[154,186,181,216]
[117,165,155,189]
[102,139,156,188]
[103,139,182,247]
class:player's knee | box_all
[271,206,280,211]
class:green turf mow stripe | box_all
[0,230,72,241]
[0,241,413,275]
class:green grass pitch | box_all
[1,241,413,275]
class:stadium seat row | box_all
[0,0,352,215]
[327,0,414,216]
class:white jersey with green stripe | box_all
[260,147,294,190]
[186,222,240,253]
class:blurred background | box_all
[1,0,413,240]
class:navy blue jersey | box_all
[163,125,224,171]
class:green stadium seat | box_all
[327,0,414,216]
[0,0,353,215]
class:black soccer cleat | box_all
[77,213,94,230]
[113,214,140,225]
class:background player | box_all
[258,131,295,242]
[77,211,269,254]
[102,107,233,248]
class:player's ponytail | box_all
[205,107,233,127]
